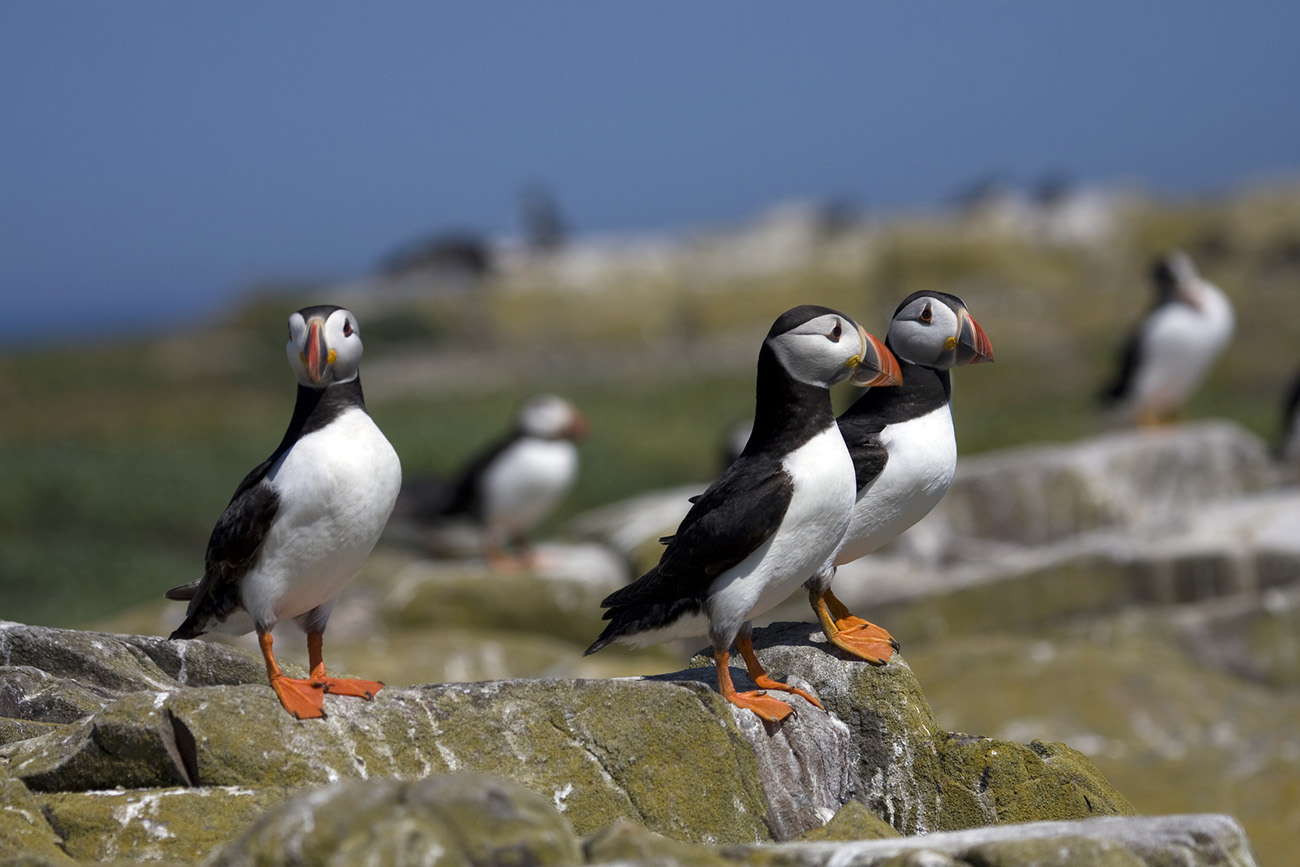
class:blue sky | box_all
[4,3,1299,343]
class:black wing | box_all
[837,413,890,493]
[168,458,281,639]
[600,455,794,610]
[442,435,520,519]
[1100,321,1147,405]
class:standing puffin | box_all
[1100,250,1234,426]
[166,305,402,720]
[1277,367,1300,463]
[806,291,993,664]
[395,394,587,568]
[585,305,901,722]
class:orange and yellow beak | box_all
[848,325,904,387]
[300,318,335,384]
[953,309,994,366]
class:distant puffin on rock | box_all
[585,305,901,722]
[1100,250,1234,426]
[394,394,587,569]
[166,305,401,720]
[806,291,993,664]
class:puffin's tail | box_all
[583,597,702,656]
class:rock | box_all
[719,623,1134,835]
[209,774,582,867]
[0,765,71,864]
[40,786,289,864]
[376,546,627,646]
[4,677,775,845]
[725,813,1258,867]
[904,627,1300,867]
[933,421,1280,547]
[798,801,901,842]
[0,619,1136,863]
[584,820,733,867]
[0,620,269,725]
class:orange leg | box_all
[714,648,793,723]
[811,588,898,665]
[258,630,326,720]
[306,631,384,700]
[736,632,823,712]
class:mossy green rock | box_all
[0,766,71,864]
[583,820,733,867]
[797,800,901,842]
[209,773,581,867]
[377,555,620,646]
[729,623,1134,835]
[39,786,291,864]
[7,677,773,845]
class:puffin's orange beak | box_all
[302,319,330,383]
[849,326,903,387]
[954,309,994,365]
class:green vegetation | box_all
[4,188,1299,627]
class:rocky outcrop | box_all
[0,618,1144,864]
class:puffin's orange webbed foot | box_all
[749,672,824,712]
[829,623,899,665]
[315,676,385,700]
[812,589,899,665]
[725,689,794,723]
[269,674,327,720]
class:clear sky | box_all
[4,3,1299,343]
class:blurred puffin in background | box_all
[395,394,587,568]
[1100,250,1234,426]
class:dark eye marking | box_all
[343,319,354,337]
[829,320,843,342]
[920,303,933,324]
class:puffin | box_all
[1100,250,1234,426]
[396,394,587,567]
[166,305,402,720]
[585,305,902,722]
[805,291,993,664]
[1277,367,1300,463]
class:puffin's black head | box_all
[286,305,365,388]
[764,305,902,389]
[887,291,993,370]
[1151,250,1201,308]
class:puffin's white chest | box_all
[239,408,402,628]
[1128,287,1234,415]
[708,424,857,629]
[479,437,577,536]
[836,404,956,565]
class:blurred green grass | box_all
[3,189,1298,627]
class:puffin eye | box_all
[343,319,354,337]
[829,320,843,342]
[920,303,933,324]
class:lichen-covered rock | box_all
[209,774,582,867]
[934,420,1280,547]
[724,813,1258,867]
[4,677,776,845]
[0,766,71,864]
[797,801,901,843]
[40,786,291,864]
[0,620,269,727]
[376,545,628,646]
[724,623,1134,835]
[583,820,733,867]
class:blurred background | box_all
[3,4,1300,863]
